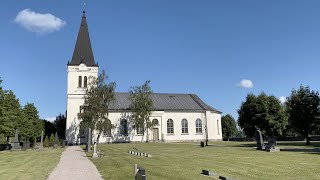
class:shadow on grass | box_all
[278,141,320,147]
[280,148,320,154]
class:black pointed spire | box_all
[69,11,97,67]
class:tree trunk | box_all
[146,128,149,143]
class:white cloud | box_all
[237,79,253,89]
[279,96,286,104]
[45,117,56,122]
[14,9,66,34]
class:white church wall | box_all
[96,110,222,143]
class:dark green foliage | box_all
[0,90,22,137]
[238,92,288,138]
[221,114,237,140]
[129,80,153,142]
[0,78,44,141]
[285,85,320,145]
[44,136,49,147]
[54,114,66,139]
[49,133,55,147]
[20,103,43,141]
[78,70,116,140]
[44,120,56,137]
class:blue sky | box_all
[1,1,320,121]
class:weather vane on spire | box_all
[83,0,86,14]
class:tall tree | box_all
[78,70,116,141]
[20,103,43,141]
[54,114,66,139]
[238,92,288,137]
[0,90,22,137]
[285,85,320,145]
[129,80,153,142]
[221,114,237,141]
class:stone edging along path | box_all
[47,146,103,180]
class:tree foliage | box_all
[129,80,153,142]
[285,85,320,145]
[238,92,288,137]
[0,90,22,137]
[54,114,66,139]
[20,103,43,140]
[0,78,44,142]
[78,70,116,140]
[221,114,237,140]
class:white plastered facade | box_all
[66,62,223,144]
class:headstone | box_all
[62,140,66,148]
[54,132,59,148]
[265,138,280,152]
[135,165,146,180]
[11,129,20,150]
[255,128,265,150]
[92,134,98,158]
[200,141,205,147]
[219,176,234,180]
[22,140,30,150]
[201,170,216,177]
[86,128,92,152]
[37,130,44,149]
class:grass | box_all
[0,148,64,180]
[87,141,320,180]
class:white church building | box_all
[66,11,223,144]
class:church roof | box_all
[69,11,98,67]
[109,93,221,113]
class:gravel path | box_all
[48,146,103,180]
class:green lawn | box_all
[88,141,320,180]
[0,148,64,180]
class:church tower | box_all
[66,11,98,144]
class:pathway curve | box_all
[48,146,103,180]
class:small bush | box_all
[44,136,49,147]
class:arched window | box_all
[152,119,159,126]
[120,119,128,136]
[167,119,174,134]
[181,119,188,134]
[196,119,202,133]
[78,76,82,87]
[136,123,144,135]
[84,76,87,88]
[105,119,112,137]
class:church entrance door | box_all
[153,128,159,141]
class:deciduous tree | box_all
[285,85,320,145]
[221,114,237,141]
[238,93,288,138]
[78,70,116,141]
[129,80,153,142]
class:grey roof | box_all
[109,92,221,113]
[68,12,98,67]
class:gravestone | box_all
[265,138,280,152]
[255,128,265,150]
[92,134,98,158]
[135,164,146,180]
[54,132,59,148]
[22,140,30,150]
[86,128,92,152]
[200,141,204,147]
[34,130,44,149]
[62,140,66,148]
[11,129,20,150]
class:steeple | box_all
[69,11,97,67]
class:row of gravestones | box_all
[1,129,66,151]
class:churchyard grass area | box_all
[88,141,320,180]
[0,148,64,180]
